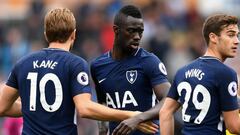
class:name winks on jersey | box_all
[185,69,205,80]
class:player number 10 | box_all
[27,72,63,112]
[177,82,211,124]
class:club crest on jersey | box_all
[126,70,137,84]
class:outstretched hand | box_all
[112,119,158,135]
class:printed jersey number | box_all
[177,82,211,124]
[27,72,63,112]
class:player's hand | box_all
[112,118,158,135]
[112,117,138,135]
[111,111,141,135]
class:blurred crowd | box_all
[0,0,239,135]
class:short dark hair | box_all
[202,14,238,45]
[114,5,142,26]
[44,8,76,43]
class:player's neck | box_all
[48,41,72,52]
[112,45,132,60]
[204,48,225,62]
[111,47,124,60]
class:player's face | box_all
[119,16,144,54]
[217,24,239,58]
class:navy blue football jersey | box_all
[6,48,92,135]
[91,48,169,135]
[168,56,239,135]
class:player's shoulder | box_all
[199,56,235,73]
[14,50,43,67]
[187,57,235,76]
[202,57,236,75]
[67,52,87,64]
[90,52,109,67]
[217,62,236,77]
[17,49,86,67]
[219,62,235,73]
[137,48,156,58]
[174,59,198,77]
[137,48,162,62]
[47,48,87,64]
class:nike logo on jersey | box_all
[98,78,106,83]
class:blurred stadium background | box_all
[0,0,239,135]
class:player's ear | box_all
[44,31,49,42]
[209,32,218,44]
[113,25,119,35]
[70,29,76,41]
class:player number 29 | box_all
[177,82,211,124]
[27,72,63,112]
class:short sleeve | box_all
[142,55,169,86]
[218,68,238,111]
[6,66,18,89]
[167,74,179,100]
[90,63,105,103]
[70,58,92,97]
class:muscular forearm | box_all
[0,100,22,117]
[111,103,161,135]
[159,98,179,135]
[74,94,138,121]
[78,101,137,121]
[0,85,21,117]
[132,82,170,122]
[160,113,174,135]
[4,100,22,117]
[133,100,163,123]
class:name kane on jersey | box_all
[33,60,58,69]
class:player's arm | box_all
[75,93,158,134]
[120,56,171,122]
[135,82,171,120]
[112,82,170,135]
[218,69,240,134]
[74,93,140,121]
[223,110,240,134]
[0,84,22,117]
[160,97,180,135]
[125,82,170,121]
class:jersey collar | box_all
[199,56,222,62]
[107,47,140,58]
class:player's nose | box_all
[133,33,140,41]
[235,37,239,45]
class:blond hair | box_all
[44,8,76,43]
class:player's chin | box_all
[228,53,237,58]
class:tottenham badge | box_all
[126,70,137,84]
